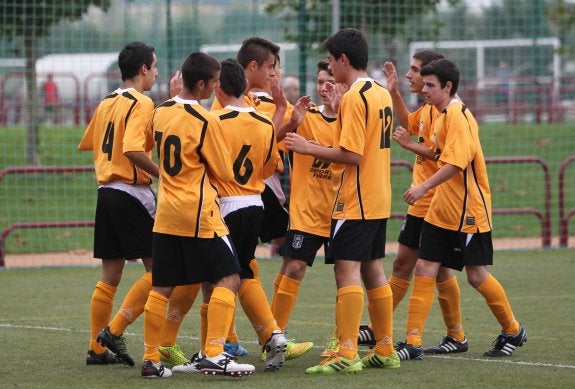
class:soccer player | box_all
[196,58,287,372]
[211,37,312,359]
[358,50,468,360]
[397,58,527,359]
[79,41,159,367]
[140,52,255,378]
[285,28,400,374]
[270,60,339,349]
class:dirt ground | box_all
[3,236,573,268]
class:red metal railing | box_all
[559,156,575,247]
[486,156,552,247]
[0,165,94,267]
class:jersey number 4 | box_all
[101,122,114,161]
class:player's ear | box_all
[445,80,453,94]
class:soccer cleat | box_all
[224,341,249,357]
[424,335,469,355]
[358,324,376,347]
[483,324,527,357]
[172,352,203,374]
[141,360,172,378]
[159,344,188,366]
[198,352,255,377]
[86,349,120,365]
[96,326,134,366]
[320,335,340,357]
[305,353,363,374]
[263,330,288,371]
[361,350,401,369]
[285,339,313,360]
[394,341,424,360]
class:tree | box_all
[265,0,450,49]
[0,1,111,165]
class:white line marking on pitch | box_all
[2,323,574,370]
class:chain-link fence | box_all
[1,0,574,266]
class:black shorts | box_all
[259,184,289,243]
[282,230,330,266]
[329,219,387,261]
[152,232,241,287]
[224,206,263,279]
[397,214,424,249]
[93,187,153,260]
[419,221,494,271]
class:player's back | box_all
[213,106,279,196]
[79,88,155,186]
[333,78,393,220]
[152,97,233,238]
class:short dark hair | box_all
[219,58,246,98]
[180,52,221,92]
[323,28,368,70]
[236,37,280,69]
[118,41,155,81]
[413,50,446,68]
[420,58,460,96]
[317,59,333,75]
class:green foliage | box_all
[0,1,111,39]
[265,0,446,49]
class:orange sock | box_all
[227,303,239,344]
[109,272,152,336]
[336,285,364,359]
[89,281,117,353]
[204,287,236,357]
[367,284,394,356]
[389,275,411,311]
[436,276,465,341]
[238,279,279,345]
[200,303,209,349]
[406,276,435,347]
[272,275,301,330]
[249,258,260,281]
[143,291,169,363]
[159,283,201,346]
[475,273,520,335]
[270,273,284,314]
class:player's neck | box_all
[121,79,144,94]
[219,95,248,108]
[344,69,368,88]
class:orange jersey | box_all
[78,88,155,185]
[151,97,234,238]
[289,106,340,237]
[405,103,441,217]
[211,105,280,196]
[426,100,492,233]
[333,78,393,220]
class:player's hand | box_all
[285,132,311,154]
[270,77,287,109]
[392,126,412,148]
[290,95,311,125]
[169,71,183,98]
[383,62,398,94]
[403,184,426,205]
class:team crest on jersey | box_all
[292,234,304,249]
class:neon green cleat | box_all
[361,350,400,369]
[159,344,188,367]
[285,339,313,360]
[305,353,362,374]
[320,335,339,357]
